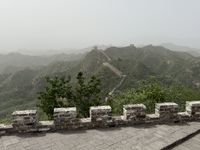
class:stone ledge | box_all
[12,110,37,116]
[1,101,200,135]
[0,124,14,135]
[146,114,160,123]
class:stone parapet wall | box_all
[1,101,200,135]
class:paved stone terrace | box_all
[172,132,200,150]
[1,121,200,150]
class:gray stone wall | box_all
[1,101,200,135]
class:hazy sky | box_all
[0,0,200,53]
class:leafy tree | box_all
[37,72,102,119]
[135,76,169,112]
[72,72,101,117]
[37,75,71,119]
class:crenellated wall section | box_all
[1,101,200,135]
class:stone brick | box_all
[12,110,37,126]
[90,106,112,123]
[123,104,146,123]
[37,121,54,131]
[177,112,191,122]
[112,116,127,126]
[54,107,77,125]
[186,101,200,119]
[155,102,178,121]
[0,124,14,135]
[146,114,160,123]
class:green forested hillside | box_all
[0,45,200,122]
[104,45,200,88]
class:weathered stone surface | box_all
[90,106,112,123]
[146,114,160,123]
[1,121,200,150]
[37,121,54,131]
[0,124,14,135]
[178,112,191,122]
[186,101,200,119]
[1,101,200,135]
[112,116,127,126]
[155,102,178,121]
[78,118,92,129]
[12,110,37,116]
[54,107,77,125]
[123,104,146,123]
[12,110,37,126]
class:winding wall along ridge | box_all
[97,49,126,95]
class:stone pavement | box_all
[172,132,200,150]
[1,121,200,150]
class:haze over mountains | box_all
[0,43,199,74]
[0,43,200,74]
[0,43,200,121]
[0,53,83,74]
[2,43,200,56]
[160,43,200,57]
[1,45,112,56]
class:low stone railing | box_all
[1,101,200,135]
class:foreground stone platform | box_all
[0,121,200,150]
[172,133,200,150]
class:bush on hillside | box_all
[107,76,200,115]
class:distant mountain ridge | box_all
[0,52,84,73]
[160,43,200,57]
[9,45,112,56]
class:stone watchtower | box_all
[93,46,98,50]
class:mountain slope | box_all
[1,45,200,121]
